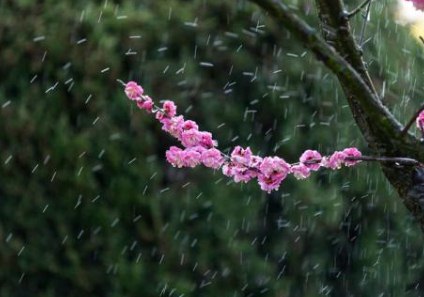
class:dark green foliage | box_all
[1,0,424,296]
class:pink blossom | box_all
[181,129,201,148]
[342,147,362,167]
[155,110,165,121]
[222,162,235,177]
[189,145,207,155]
[259,157,290,177]
[161,115,184,139]
[165,146,201,168]
[198,131,216,148]
[181,129,215,149]
[407,0,424,11]
[249,155,263,169]
[222,162,257,183]
[416,110,424,132]
[233,166,257,183]
[258,157,291,192]
[181,148,202,167]
[201,148,224,169]
[257,174,283,193]
[321,151,346,170]
[299,150,322,171]
[136,96,153,113]
[166,146,185,168]
[291,164,310,180]
[182,120,199,131]
[163,100,177,118]
[125,81,144,100]
[231,146,252,166]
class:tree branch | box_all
[249,0,404,141]
[347,0,371,18]
[315,0,377,94]
[358,0,371,46]
[401,103,424,137]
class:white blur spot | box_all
[396,0,424,40]
[396,0,424,23]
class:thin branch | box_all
[358,0,372,46]
[347,0,371,18]
[303,156,421,166]
[401,103,424,137]
[348,156,421,166]
[420,36,424,45]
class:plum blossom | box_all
[182,120,199,131]
[299,150,322,171]
[166,146,185,168]
[125,81,144,100]
[198,131,216,148]
[181,129,215,149]
[250,155,263,169]
[233,166,258,183]
[291,164,310,180]
[258,157,291,192]
[416,110,424,132]
[161,115,184,139]
[163,100,177,118]
[222,162,257,183]
[181,148,202,167]
[231,146,252,166]
[201,148,224,169]
[321,151,346,170]
[342,147,362,167]
[136,96,153,113]
[165,146,201,168]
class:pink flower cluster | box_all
[222,147,361,192]
[416,110,424,133]
[124,81,363,193]
[407,0,424,11]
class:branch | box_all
[315,0,377,94]
[249,0,403,141]
[401,103,424,137]
[347,0,371,19]
[349,156,420,166]
[358,0,372,46]
[302,156,421,166]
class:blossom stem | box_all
[401,103,424,137]
[358,0,372,46]
[347,0,371,19]
[348,156,420,165]
[302,156,420,166]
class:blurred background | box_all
[1,0,424,296]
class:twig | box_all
[347,156,420,166]
[401,103,424,137]
[347,0,371,18]
[116,79,126,86]
[359,0,372,46]
[303,156,421,166]
[420,36,424,45]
